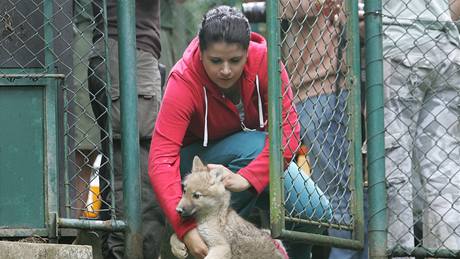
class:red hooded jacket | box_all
[148,32,300,239]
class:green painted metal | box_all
[346,0,365,248]
[391,247,460,258]
[0,86,45,228]
[281,229,363,250]
[267,0,365,249]
[102,0,117,218]
[116,0,143,257]
[58,218,126,232]
[266,0,284,239]
[364,0,387,258]
[44,78,59,241]
[63,84,71,219]
[44,0,55,70]
[43,0,59,241]
[0,69,59,239]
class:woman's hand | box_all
[183,228,208,259]
[207,164,251,192]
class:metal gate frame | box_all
[267,0,365,251]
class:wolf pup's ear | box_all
[210,166,225,184]
[192,156,207,172]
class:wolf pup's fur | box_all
[170,156,286,259]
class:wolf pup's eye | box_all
[192,192,202,199]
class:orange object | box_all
[83,154,102,218]
[298,145,309,155]
[296,145,311,176]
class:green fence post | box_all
[346,0,365,249]
[116,0,143,257]
[44,0,59,242]
[266,0,284,238]
[364,0,387,258]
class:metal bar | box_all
[102,0,117,219]
[346,0,365,246]
[285,217,354,231]
[364,0,387,258]
[63,86,71,219]
[281,229,364,250]
[116,0,143,257]
[266,0,284,239]
[43,0,55,71]
[45,77,59,242]
[390,247,460,258]
[58,218,126,232]
[0,74,66,79]
[43,0,59,242]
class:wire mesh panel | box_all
[0,0,114,226]
[66,0,109,220]
[266,0,365,248]
[0,0,75,238]
[381,0,460,257]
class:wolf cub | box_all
[170,156,287,259]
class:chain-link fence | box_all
[68,0,245,222]
[2,0,459,257]
[1,0,81,238]
[264,0,366,250]
[0,0,244,242]
[68,0,252,233]
[381,0,460,257]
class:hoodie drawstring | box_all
[203,86,208,147]
[202,76,264,147]
[255,75,264,128]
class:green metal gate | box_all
[266,0,365,251]
[0,0,62,240]
[0,0,140,256]
[2,0,459,258]
[267,0,460,258]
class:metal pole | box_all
[266,0,284,238]
[364,0,387,258]
[347,0,365,249]
[116,0,143,258]
[43,0,59,242]
[58,218,126,232]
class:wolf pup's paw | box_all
[170,233,188,258]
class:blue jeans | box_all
[180,131,331,259]
[328,188,369,259]
[296,91,367,259]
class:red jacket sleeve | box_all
[238,55,300,193]
[148,73,197,240]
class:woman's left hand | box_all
[207,164,251,192]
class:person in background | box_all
[278,0,368,258]
[71,0,101,219]
[88,0,165,258]
[382,0,460,254]
[149,6,331,259]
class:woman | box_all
[148,6,331,258]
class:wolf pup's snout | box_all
[176,205,194,218]
[176,207,184,215]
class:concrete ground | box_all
[0,241,92,259]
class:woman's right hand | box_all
[183,228,208,259]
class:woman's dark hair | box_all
[199,5,251,51]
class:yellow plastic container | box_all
[83,154,102,218]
